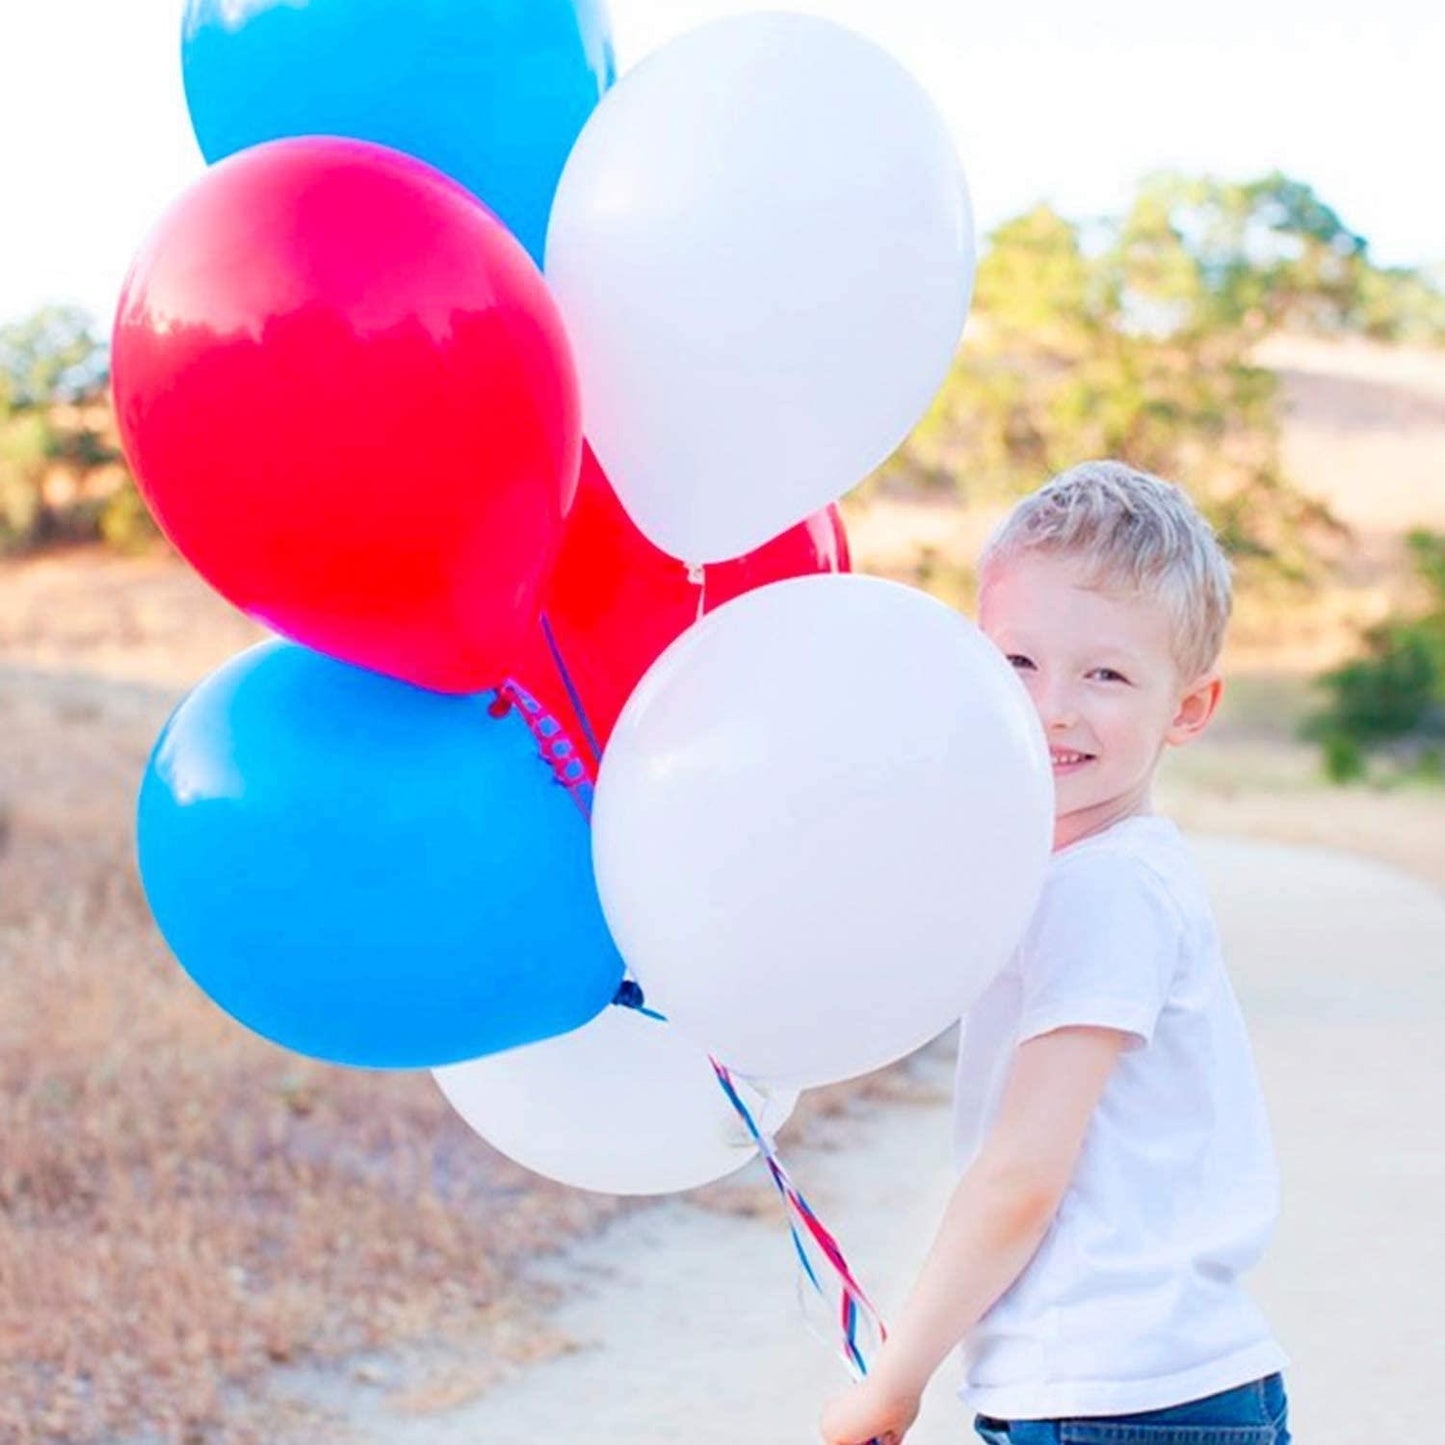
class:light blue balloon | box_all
[137,641,624,1069]
[181,0,615,264]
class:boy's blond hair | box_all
[977,460,1234,680]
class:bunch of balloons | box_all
[118,0,1054,1203]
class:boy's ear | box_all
[1165,671,1224,747]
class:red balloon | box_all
[112,137,580,694]
[516,448,850,758]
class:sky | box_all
[1,0,1439,325]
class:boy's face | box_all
[978,550,1222,849]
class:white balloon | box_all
[592,575,1053,1089]
[433,1003,797,1196]
[545,13,974,564]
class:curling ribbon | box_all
[536,621,889,1407]
[709,1056,888,1383]
[493,678,595,818]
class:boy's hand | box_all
[819,1375,920,1445]
[820,1027,1130,1445]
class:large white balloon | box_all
[545,13,974,564]
[592,575,1053,1089]
[433,1003,797,1196]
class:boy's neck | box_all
[1053,784,1156,853]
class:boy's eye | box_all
[1005,655,1034,671]
[1091,668,1129,683]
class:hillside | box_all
[846,334,1445,672]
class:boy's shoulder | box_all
[1043,814,1203,932]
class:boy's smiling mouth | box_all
[1049,748,1095,771]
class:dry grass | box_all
[0,552,941,1443]
[1,337,1442,1442]
[0,564,644,1443]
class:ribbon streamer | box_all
[709,1057,888,1384]
[532,625,890,1416]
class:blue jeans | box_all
[974,1374,1290,1444]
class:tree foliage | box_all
[1357,263,1445,345]
[0,305,147,552]
[1303,530,1445,782]
[881,172,1378,585]
[1133,172,1368,338]
[0,306,110,408]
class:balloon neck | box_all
[487,691,513,719]
[685,562,708,624]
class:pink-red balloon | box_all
[112,137,581,694]
[516,448,850,756]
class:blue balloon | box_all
[181,0,615,264]
[137,641,624,1069]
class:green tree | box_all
[1303,529,1445,782]
[1087,169,1444,344]
[0,305,109,407]
[1129,172,1369,337]
[1356,264,1445,345]
[0,306,144,551]
[881,188,1347,587]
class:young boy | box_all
[820,461,1290,1444]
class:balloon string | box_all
[709,1058,887,1380]
[610,959,886,1396]
[499,684,880,1371]
[540,612,605,767]
[591,754,886,1414]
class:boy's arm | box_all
[819,1026,1130,1445]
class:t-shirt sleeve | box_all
[1015,852,1183,1047]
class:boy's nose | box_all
[1020,671,1079,729]
[1042,694,1080,729]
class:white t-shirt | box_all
[953,813,1288,1419]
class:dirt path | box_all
[251,834,1443,1445]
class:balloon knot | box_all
[612,979,669,1022]
[487,691,513,719]
[612,979,647,1011]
